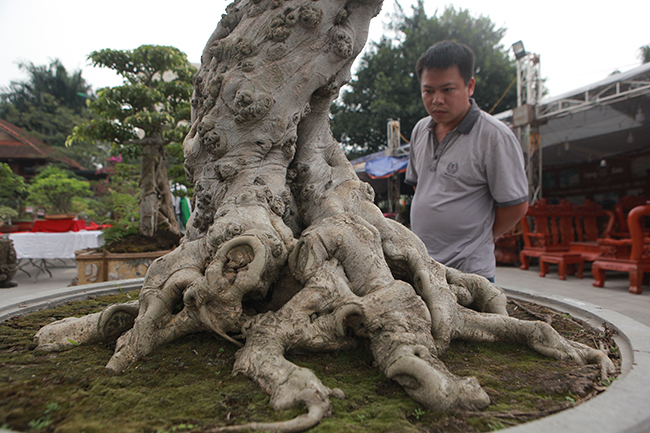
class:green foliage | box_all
[0,60,107,169]
[0,163,27,199]
[0,163,27,215]
[95,161,141,242]
[331,2,517,158]
[26,166,92,214]
[101,192,140,243]
[640,44,650,64]
[66,45,195,157]
[0,206,19,224]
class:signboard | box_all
[513,104,535,127]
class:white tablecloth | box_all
[8,230,104,259]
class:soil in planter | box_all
[0,295,620,433]
[102,230,182,254]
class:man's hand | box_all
[493,201,528,240]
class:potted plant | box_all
[26,166,92,218]
[0,206,19,231]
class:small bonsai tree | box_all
[26,166,91,215]
[0,206,19,226]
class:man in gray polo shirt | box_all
[405,41,528,281]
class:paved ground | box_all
[495,264,650,327]
[1,259,79,306]
[2,258,649,327]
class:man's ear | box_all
[467,77,476,97]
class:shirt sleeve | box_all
[405,124,421,186]
[485,123,529,207]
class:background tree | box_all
[331,1,517,158]
[67,45,196,237]
[640,44,650,64]
[0,162,27,224]
[0,60,107,169]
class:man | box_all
[405,41,528,282]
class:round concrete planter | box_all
[1,281,650,433]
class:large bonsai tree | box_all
[34,1,614,431]
[67,45,195,237]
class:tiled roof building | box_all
[0,119,85,179]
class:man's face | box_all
[420,66,475,130]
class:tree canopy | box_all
[640,44,650,64]
[67,45,196,237]
[331,2,517,158]
[0,60,105,168]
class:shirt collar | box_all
[427,98,480,135]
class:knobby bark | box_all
[33,1,615,431]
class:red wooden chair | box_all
[611,195,650,238]
[519,199,574,270]
[592,202,650,294]
[569,199,615,262]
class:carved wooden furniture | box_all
[568,199,615,261]
[611,195,650,238]
[539,252,584,280]
[592,202,650,294]
[519,199,573,270]
[519,199,614,270]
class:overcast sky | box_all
[1,0,648,100]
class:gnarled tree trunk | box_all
[33,1,615,431]
[140,137,178,237]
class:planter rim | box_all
[1,281,649,433]
[499,286,650,433]
[75,249,171,259]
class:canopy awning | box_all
[351,144,410,179]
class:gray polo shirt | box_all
[405,99,528,279]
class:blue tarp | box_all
[365,155,409,179]
[350,144,410,179]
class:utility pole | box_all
[512,41,543,202]
[386,119,401,215]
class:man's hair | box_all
[415,40,475,84]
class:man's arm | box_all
[493,201,528,240]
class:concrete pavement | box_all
[1,259,79,307]
[495,264,650,327]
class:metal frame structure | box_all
[514,47,543,202]
[537,62,650,121]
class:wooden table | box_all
[539,252,584,280]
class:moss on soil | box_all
[0,294,619,433]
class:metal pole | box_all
[385,119,401,214]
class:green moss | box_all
[0,295,618,432]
